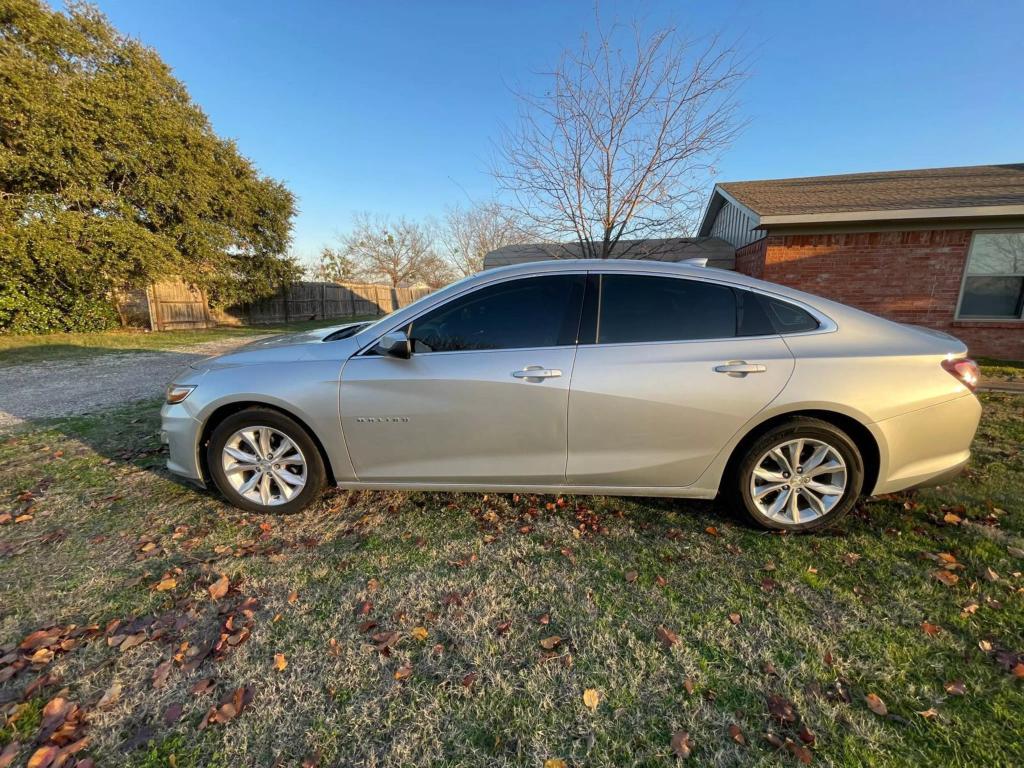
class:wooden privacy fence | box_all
[118,279,434,331]
[232,281,434,325]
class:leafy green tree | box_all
[0,0,299,332]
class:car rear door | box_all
[340,273,586,484]
[566,272,795,488]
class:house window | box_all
[958,232,1024,319]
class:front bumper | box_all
[160,402,205,486]
[870,393,982,495]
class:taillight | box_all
[942,358,980,392]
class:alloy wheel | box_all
[749,437,847,525]
[220,426,307,507]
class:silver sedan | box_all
[161,260,981,532]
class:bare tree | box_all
[441,201,532,276]
[305,246,362,283]
[339,213,438,287]
[493,17,745,258]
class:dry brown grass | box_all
[1,393,1022,767]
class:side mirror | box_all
[374,330,411,359]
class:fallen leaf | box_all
[655,574,667,587]
[979,639,993,652]
[0,743,19,768]
[921,622,942,636]
[582,688,599,711]
[944,680,966,696]
[655,626,678,649]
[671,730,693,759]
[705,526,719,536]
[933,570,959,586]
[411,626,429,641]
[798,725,815,745]
[543,760,567,768]
[767,694,796,723]
[683,677,695,695]
[26,745,58,768]
[960,601,980,617]
[163,702,183,725]
[625,570,638,583]
[983,567,1000,582]
[274,653,288,671]
[917,707,939,719]
[728,723,746,745]
[461,671,477,689]
[97,681,122,709]
[288,590,300,603]
[786,740,813,765]
[728,612,742,625]
[944,512,962,524]
[1008,546,1024,559]
[155,577,177,592]
[843,552,862,566]
[1011,663,1024,679]
[535,612,551,625]
[208,575,229,600]
[119,632,147,653]
[394,663,412,681]
[865,693,887,716]
[152,659,172,689]
[539,635,562,650]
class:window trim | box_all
[586,270,835,348]
[954,229,1024,322]
[356,267,837,356]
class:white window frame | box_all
[954,229,1024,322]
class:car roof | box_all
[472,258,795,297]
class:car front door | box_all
[340,273,586,484]
[566,273,796,488]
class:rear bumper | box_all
[160,402,205,486]
[870,393,981,495]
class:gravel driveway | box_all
[0,337,269,431]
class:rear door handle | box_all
[512,366,562,380]
[714,361,767,376]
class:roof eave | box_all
[758,204,1024,228]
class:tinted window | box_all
[761,296,819,334]
[736,289,776,337]
[408,275,584,352]
[598,275,736,343]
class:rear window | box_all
[760,296,820,334]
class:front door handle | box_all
[714,361,767,377]
[512,366,562,380]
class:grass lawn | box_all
[0,317,378,367]
[0,393,1021,767]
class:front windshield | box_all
[356,272,479,336]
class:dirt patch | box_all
[0,337,268,431]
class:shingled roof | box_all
[699,163,1024,234]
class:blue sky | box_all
[90,0,1023,261]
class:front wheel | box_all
[726,418,864,532]
[207,408,326,514]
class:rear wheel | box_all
[727,418,864,532]
[207,408,326,514]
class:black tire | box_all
[206,407,326,514]
[724,417,864,532]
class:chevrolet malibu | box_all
[161,260,981,532]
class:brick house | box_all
[697,163,1024,359]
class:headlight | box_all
[165,384,196,404]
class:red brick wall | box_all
[734,237,767,279]
[753,230,1023,360]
